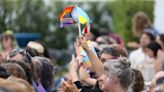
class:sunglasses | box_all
[9,49,25,57]
[1,36,14,41]
[9,49,32,64]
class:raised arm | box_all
[77,36,104,77]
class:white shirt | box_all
[129,48,155,82]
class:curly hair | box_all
[132,11,152,36]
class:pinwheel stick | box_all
[75,4,82,36]
[78,22,82,36]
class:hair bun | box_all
[118,57,131,69]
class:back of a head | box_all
[27,41,44,56]
[90,27,101,39]
[0,65,9,78]
[96,36,111,45]
[159,34,164,45]
[27,41,51,59]
[111,44,128,57]
[0,77,34,92]
[100,45,128,59]
[26,47,40,57]
[32,56,54,90]
[1,62,26,80]
[15,61,33,84]
[7,76,34,92]
[31,57,43,80]
[104,57,134,91]
[132,69,144,92]
[147,42,161,57]
[100,46,120,58]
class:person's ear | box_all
[111,76,118,84]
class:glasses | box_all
[9,49,26,57]
[9,49,32,64]
[1,35,14,41]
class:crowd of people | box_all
[0,30,54,92]
[0,11,164,92]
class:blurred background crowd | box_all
[0,0,164,92]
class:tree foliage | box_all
[0,0,154,49]
[108,0,154,43]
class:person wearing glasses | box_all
[7,49,31,64]
[0,30,18,59]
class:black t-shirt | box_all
[74,81,102,92]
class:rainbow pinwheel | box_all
[59,5,91,27]
[59,5,97,68]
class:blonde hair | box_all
[0,77,34,92]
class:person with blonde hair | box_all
[0,76,34,92]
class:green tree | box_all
[0,0,154,49]
[108,0,154,44]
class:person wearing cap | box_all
[0,30,17,59]
[26,41,45,57]
[26,41,51,59]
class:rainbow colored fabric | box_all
[59,6,91,27]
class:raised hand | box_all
[60,79,80,92]
[68,55,80,82]
[74,42,81,56]
[79,66,89,81]
[76,36,89,50]
[68,55,80,73]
